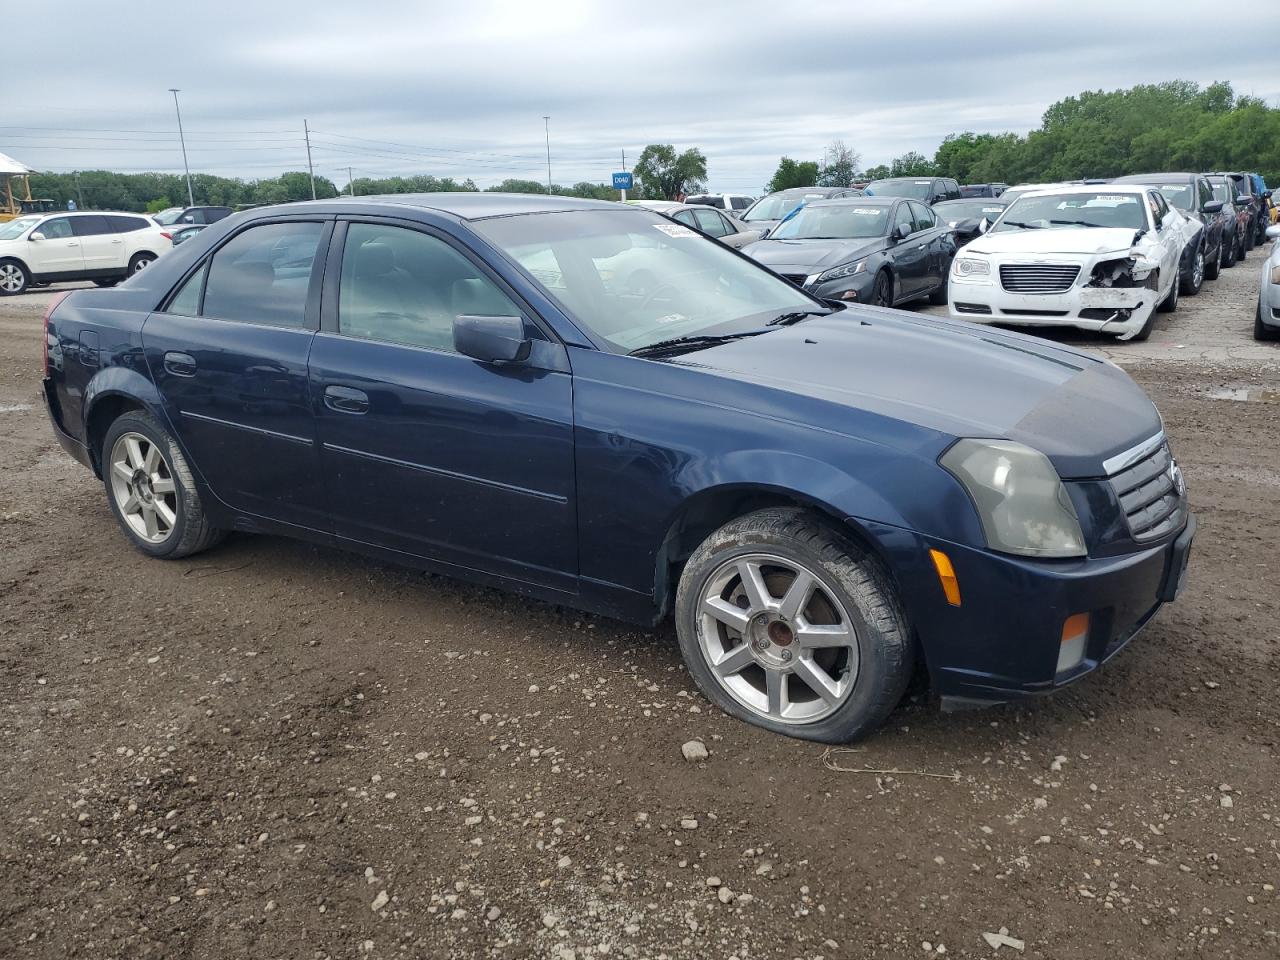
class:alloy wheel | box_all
[130,256,154,274]
[108,432,178,543]
[0,263,25,293]
[1192,249,1204,288]
[697,553,859,724]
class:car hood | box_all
[675,309,1161,478]
[967,227,1140,257]
[742,238,885,273]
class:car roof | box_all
[805,196,897,207]
[1015,184,1151,198]
[771,186,854,196]
[1112,173,1198,183]
[868,176,939,183]
[934,196,1008,205]
[288,191,623,221]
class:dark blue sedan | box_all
[41,193,1195,742]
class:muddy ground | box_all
[2,250,1278,960]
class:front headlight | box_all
[941,439,1086,558]
[954,257,991,277]
[1270,263,1280,285]
[818,260,866,283]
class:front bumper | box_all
[860,514,1195,705]
[949,280,1158,339]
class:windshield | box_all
[769,204,889,240]
[742,193,827,222]
[993,192,1147,232]
[475,210,818,354]
[1210,181,1232,204]
[1153,184,1194,212]
[152,208,184,225]
[936,200,1007,221]
[867,179,932,200]
[0,216,41,241]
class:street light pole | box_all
[168,88,194,207]
[543,116,552,195]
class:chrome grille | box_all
[999,263,1081,294]
[1106,436,1186,542]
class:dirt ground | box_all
[2,251,1278,960]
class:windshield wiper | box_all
[998,220,1042,230]
[767,309,831,326]
[1049,219,1105,227]
[628,330,769,358]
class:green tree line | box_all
[767,80,1280,193]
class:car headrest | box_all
[354,241,396,279]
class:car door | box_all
[141,217,332,530]
[70,215,120,273]
[910,201,950,281]
[308,218,577,592]
[889,202,928,299]
[692,208,753,248]
[28,216,84,277]
[1147,192,1180,294]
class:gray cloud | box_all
[6,0,1278,192]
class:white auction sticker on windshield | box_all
[852,208,881,215]
[1093,195,1132,202]
[655,313,687,324]
[653,223,697,238]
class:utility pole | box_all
[73,171,84,210]
[168,88,194,207]
[543,116,552,195]
[620,148,626,201]
[347,166,355,196]
[303,119,317,200]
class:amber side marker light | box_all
[928,549,961,606]
[1057,612,1091,674]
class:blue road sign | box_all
[612,172,634,191]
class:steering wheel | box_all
[635,282,683,313]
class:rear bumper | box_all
[43,377,94,472]
[859,514,1195,705]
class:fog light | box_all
[928,549,961,606]
[1056,612,1090,674]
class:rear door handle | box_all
[110,238,123,244]
[163,351,197,377]
[324,384,369,415]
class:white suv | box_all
[686,193,756,214]
[0,211,171,296]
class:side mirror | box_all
[758,227,772,240]
[29,231,45,241]
[978,218,990,234]
[895,223,912,241]
[1267,224,1280,240]
[1202,200,1224,214]
[1236,195,1252,205]
[453,314,531,364]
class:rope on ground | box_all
[820,747,961,781]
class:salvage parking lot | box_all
[2,260,1278,958]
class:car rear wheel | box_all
[0,259,30,296]
[1221,232,1237,268]
[1257,301,1279,341]
[1179,246,1204,295]
[128,253,156,276]
[674,508,913,743]
[102,411,224,559]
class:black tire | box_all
[1257,301,1279,342]
[1221,231,1237,268]
[101,410,224,559]
[0,258,30,296]
[1156,268,1179,314]
[674,507,913,744]
[870,270,892,307]
[1179,245,1204,295]
[1244,226,1255,253]
[1204,239,1221,281]
[128,252,157,276]
[928,274,950,305]
[94,279,120,288]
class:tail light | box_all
[42,291,72,377]
[161,232,172,241]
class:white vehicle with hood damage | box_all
[947,185,1186,341]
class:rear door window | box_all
[107,215,150,233]
[201,221,324,328]
[70,215,112,237]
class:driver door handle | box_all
[324,384,369,415]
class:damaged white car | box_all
[948,185,1186,341]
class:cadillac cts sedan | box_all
[42,193,1195,743]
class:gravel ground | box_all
[2,253,1278,960]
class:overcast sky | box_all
[6,0,1278,194]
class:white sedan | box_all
[947,185,1187,341]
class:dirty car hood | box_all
[968,227,1140,257]
[678,309,1161,478]
[742,238,885,273]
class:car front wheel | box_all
[0,259,30,296]
[674,508,913,743]
[1179,245,1204,295]
[102,411,223,559]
